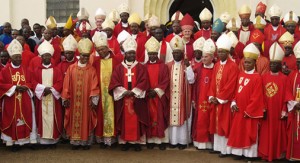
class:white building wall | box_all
[0,0,299,29]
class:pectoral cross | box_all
[125,69,134,90]
[199,101,209,112]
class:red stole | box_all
[194,28,212,40]
[159,40,167,63]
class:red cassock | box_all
[227,71,264,148]
[109,62,150,141]
[34,40,62,66]
[190,59,202,70]
[285,70,300,160]
[56,58,78,78]
[92,55,122,138]
[208,60,239,137]
[145,60,170,138]
[263,24,286,58]
[258,72,287,161]
[282,54,297,72]
[32,64,63,140]
[134,33,147,63]
[0,63,6,72]
[194,28,212,40]
[165,33,183,43]
[192,64,214,142]
[108,36,121,55]
[0,64,33,141]
[113,23,131,38]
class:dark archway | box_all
[169,0,214,23]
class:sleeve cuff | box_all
[154,88,165,98]
[132,87,146,98]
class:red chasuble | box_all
[145,60,170,138]
[227,71,264,148]
[259,72,287,161]
[61,62,99,142]
[263,25,286,58]
[0,64,33,141]
[113,23,131,38]
[192,64,214,142]
[32,64,63,140]
[194,28,212,40]
[285,70,300,160]
[109,62,149,141]
[208,59,239,137]
[92,55,122,139]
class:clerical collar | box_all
[46,38,53,44]
[42,63,51,68]
[245,69,255,74]
[78,61,87,67]
[242,26,249,31]
[220,59,227,65]
[174,60,182,64]
[11,63,20,68]
[203,28,211,31]
[204,63,214,68]
[272,25,279,31]
[122,60,138,69]
[122,22,128,28]
[1,63,6,67]
[107,36,112,40]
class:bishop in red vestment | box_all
[258,42,287,161]
[113,4,131,37]
[194,8,213,40]
[192,38,215,149]
[167,35,195,150]
[208,34,239,156]
[109,37,149,151]
[102,18,121,56]
[228,43,264,159]
[92,32,122,148]
[144,37,170,150]
[61,38,99,150]
[279,32,297,75]
[0,40,37,151]
[32,41,63,145]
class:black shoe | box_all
[209,150,219,154]
[82,145,90,150]
[233,155,243,160]
[121,144,130,151]
[218,154,227,158]
[134,144,142,152]
[178,144,187,150]
[49,144,57,149]
[99,143,107,149]
[11,145,20,152]
[60,138,70,144]
[159,144,166,150]
[169,144,177,148]
[146,143,155,149]
[71,145,80,150]
[109,143,118,149]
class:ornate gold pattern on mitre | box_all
[78,38,93,54]
[145,36,160,53]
